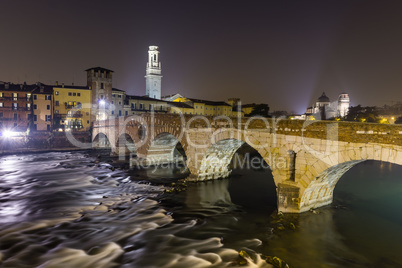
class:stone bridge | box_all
[92,113,402,213]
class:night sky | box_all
[1,0,402,113]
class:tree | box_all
[249,104,270,117]
[395,116,402,124]
[344,105,379,123]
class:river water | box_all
[0,150,401,267]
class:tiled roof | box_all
[168,101,194,108]
[52,85,90,90]
[187,98,231,106]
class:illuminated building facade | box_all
[53,84,92,131]
[306,92,350,120]
[31,83,53,131]
[86,67,113,120]
[0,82,33,133]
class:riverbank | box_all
[0,131,92,156]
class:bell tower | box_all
[145,46,162,99]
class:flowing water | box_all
[0,151,401,267]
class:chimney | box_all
[5,83,9,89]
[55,81,58,86]
[62,83,64,88]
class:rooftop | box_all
[85,67,114,73]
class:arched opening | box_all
[300,160,365,212]
[146,132,187,166]
[116,133,137,158]
[228,142,277,213]
[331,161,402,265]
[92,133,111,149]
[197,139,277,212]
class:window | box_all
[118,95,122,98]
[55,91,59,95]
[55,101,59,106]
[33,104,37,109]
[26,103,31,110]
[87,120,89,124]
[100,95,104,99]
[45,95,51,100]
[0,92,3,97]
[14,113,17,120]
[0,102,3,107]
[68,92,72,96]
[139,103,144,110]
[47,105,50,110]
[125,111,128,116]
[73,93,76,96]
[77,93,81,97]
[131,103,136,109]
[101,83,104,89]
[33,94,37,100]
[46,115,51,122]
[112,94,115,98]
[13,103,18,110]
[26,93,31,100]
[119,110,122,116]
[111,111,114,115]
[13,93,18,101]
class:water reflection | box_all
[1,152,401,267]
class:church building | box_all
[306,92,350,120]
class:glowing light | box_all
[99,99,106,106]
[2,130,17,138]
[391,117,395,120]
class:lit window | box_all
[55,91,59,95]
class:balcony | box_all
[67,112,83,118]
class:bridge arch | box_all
[92,132,112,149]
[196,136,274,181]
[115,133,137,157]
[299,144,402,212]
[145,132,187,165]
